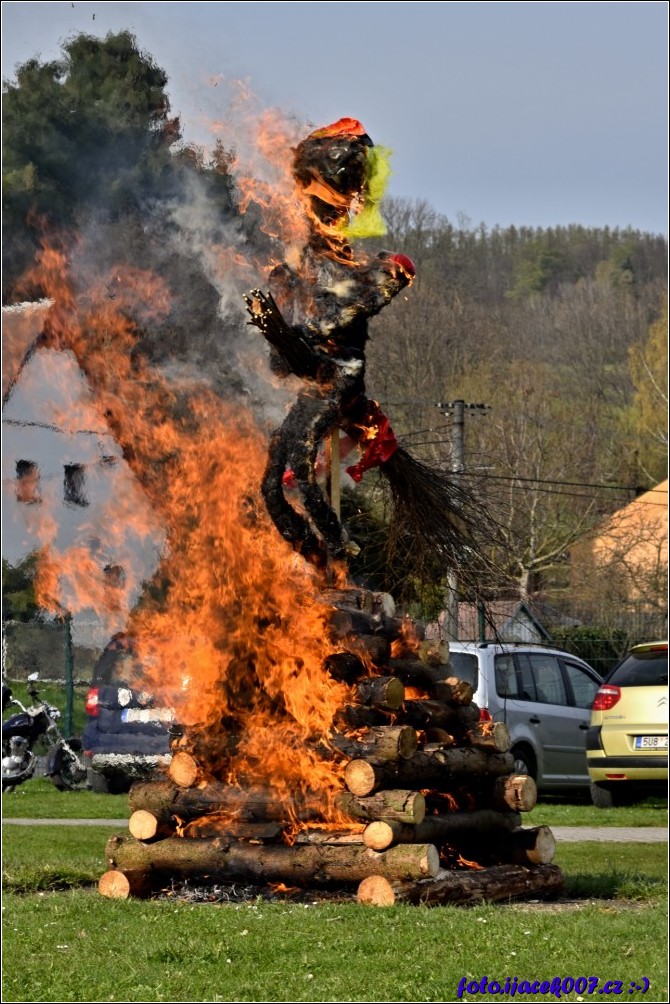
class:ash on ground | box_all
[153,880,352,906]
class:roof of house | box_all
[426,599,552,643]
[591,480,668,568]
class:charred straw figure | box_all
[246,118,472,571]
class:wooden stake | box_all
[330,428,341,520]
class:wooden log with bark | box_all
[344,635,391,668]
[399,699,480,732]
[387,657,443,691]
[343,748,515,797]
[356,676,405,711]
[334,704,392,730]
[329,607,389,640]
[464,825,556,866]
[434,678,474,705]
[464,721,510,753]
[388,660,473,704]
[181,817,282,841]
[105,832,440,886]
[98,868,151,900]
[337,789,426,825]
[330,725,418,764]
[292,826,365,846]
[324,651,368,683]
[128,778,321,826]
[321,587,374,613]
[486,774,538,813]
[362,810,522,851]
[357,862,564,907]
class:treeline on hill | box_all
[2,31,667,646]
[358,202,667,634]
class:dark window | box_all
[64,464,88,507]
[16,460,40,504]
[563,662,600,709]
[495,654,519,698]
[515,655,538,702]
[448,652,479,689]
[608,649,668,687]
[528,653,569,706]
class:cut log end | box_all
[363,820,396,851]
[128,809,162,842]
[98,869,149,900]
[357,874,396,906]
[493,774,538,812]
[168,750,200,788]
[345,759,378,797]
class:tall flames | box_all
[23,107,371,815]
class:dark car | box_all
[82,634,173,793]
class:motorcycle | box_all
[2,673,89,792]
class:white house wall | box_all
[2,347,165,649]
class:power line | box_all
[395,439,668,496]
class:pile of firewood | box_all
[99,587,563,906]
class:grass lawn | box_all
[2,778,129,819]
[525,794,667,828]
[1,824,668,1002]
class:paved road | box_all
[1,819,667,841]
[551,826,667,842]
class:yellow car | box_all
[587,641,668,807]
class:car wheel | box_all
[88,769,110,794]
[511,745,537,781]
[590,782,617,808]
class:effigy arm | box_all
[244,289,329,380]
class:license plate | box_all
[121,708,174,724]
[634,735,668,750]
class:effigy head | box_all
[293,118,373,203]
[293,118,392,240]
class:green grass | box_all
[2,826,667,1001]
[2,885,666,1002]
[2,777,129,818]
[526,795,667,828]
[2,823,119,892]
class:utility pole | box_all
[436,400,489,642]
[442,400,464,642]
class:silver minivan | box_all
[448,641,602,791]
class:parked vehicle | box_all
[82,634,173,793]
[587,640,668,807]
[2,674,88,792]
[448,641,602,792]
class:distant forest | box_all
[360,203,667,611]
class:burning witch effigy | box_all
[94,117,562,907]
[244,117,474,574]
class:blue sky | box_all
[2,1,668,234]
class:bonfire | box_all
[15,112,562,906]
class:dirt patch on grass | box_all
[502,897,653,913]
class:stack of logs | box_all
[99,587,563,906]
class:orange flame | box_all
[25,239,352,816]
[268,882,300,895]
[456,853,485,871]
